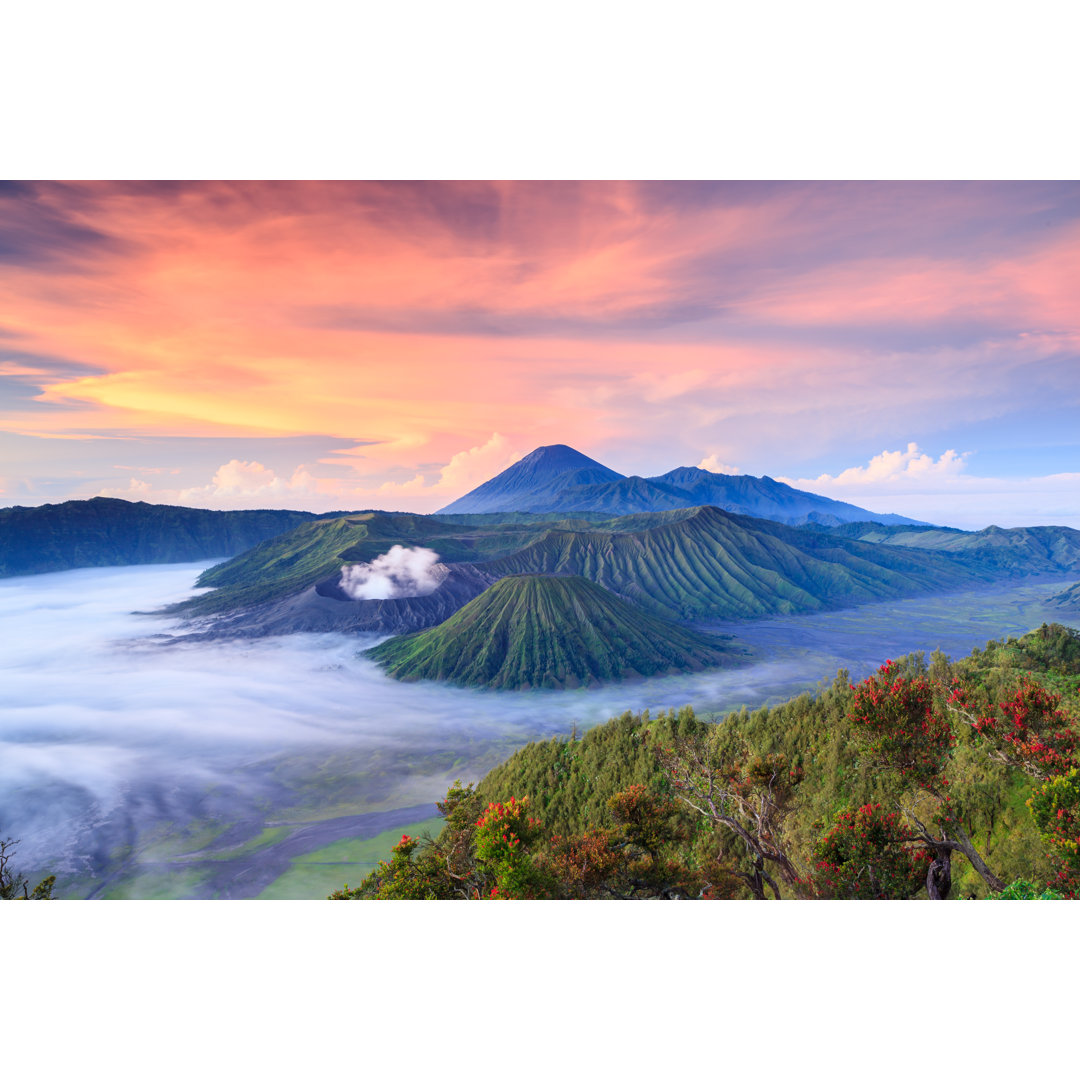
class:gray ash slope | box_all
[178,562,497,640]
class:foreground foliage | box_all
[334,623,1080,900]
[0,838,55,900]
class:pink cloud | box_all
[1,182,1076,516]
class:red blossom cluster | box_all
[1027,768,1080,898]
[475,797,535,847]
[471,796,548,898]
[392,834,417,856]
[962,679,1079,778]
[849,661,953,788]
[811,803,928,900]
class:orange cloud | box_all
[2,182,1077,513]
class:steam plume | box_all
[339,545,446,600]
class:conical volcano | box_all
[435,445,623,514]
[365,574,732,689]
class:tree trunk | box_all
[948,823,1005,894]
[926,845,952,900]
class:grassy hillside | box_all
[169,504,1069,631]
[365,574,734,689]
[172,512,568,615]
[465,623,1080,898]
[827,521,1080,576]
[481,505,980,620]
[0,497,320,578]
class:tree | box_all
[472,797,552,899]
[848,660,1013,898]
[810,804,928,899]
[0,837,55,900]
[332,780,703,900]
[958,678,1079,780]
[1026,768,1080,897]
[330,781,481,899]
[659,732,804,899]
[541,785,704,899]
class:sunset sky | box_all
[1,180,1077,528]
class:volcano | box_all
[365,573,733,689]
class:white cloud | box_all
[697,454,740,475]
[96,459,321,509]
[203,459,317,499]
[780,443,1080,529]
[437,434,521,492]
[787,443,970,490]
[89,436,523,513]
[339,545,446,599]
[97,477,153,498]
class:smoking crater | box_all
[338,545,447,600]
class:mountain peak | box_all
[436,442,927,527]
[436,444,623,514]
[513,444,614,474]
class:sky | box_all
[1,179,1078,528]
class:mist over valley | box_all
[3,560,1077,898]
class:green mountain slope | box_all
[365,574,733,689]
[174,503,1001,632]
[173,511,572,615]
[479,505,981,620]
[1051,582,1080,610]
[0,497,320,579]
[825,521,1080,576]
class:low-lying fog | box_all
[2,562,1076,898]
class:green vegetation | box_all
[829,521,1080,578]
[170,499,1080,634]
[340,623,1080,900]
[993,879,1064,899]
[482,505,981,620]
[0,837,55,899]
[257,816,445,899]
[176,512,456,614]
[199,826,291,861]
[0,497,320,578]
[98,868,210,900]
[366,574,734,689]
[135,821,231,862]
[172,511,587,616]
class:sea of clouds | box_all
[1,561,1075,891]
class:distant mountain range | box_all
[0,497,322,578]
[169,501,1080,638]
[475,505,979,621]
[436,444,925,526]
[1051,581,1080,610]
[6,446,1079,692]
[0,444,922,582]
